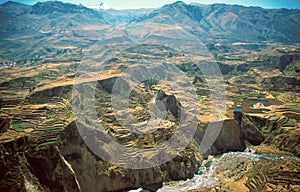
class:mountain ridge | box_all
[0,0,300,63]
[131,1,300,43]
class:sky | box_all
[0,0,299,9]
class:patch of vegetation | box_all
[119,64,127,71]
[201,107,212,111]
[70,63,79,69]
[12,123,23,132]
[35,72,46,80]
[287,104,298,110]
[231,97,240,103]
[198,96,203,101]
[243,91,260,98]
[143,79,158,90]
[38,141,56,147]
[282,120,297,127]
[35,126,63,131]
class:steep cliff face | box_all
[0,122,203,192]
[59,121,202,191]
[234,111,300,157]
[211,119,245,153]
[268,76,300,91]
[234,111,266,145]
[0,136,80,192]
[202,118,266,156]
[269,54,300,71]
[59,121,163,192]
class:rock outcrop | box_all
[202,117,268,155]
[30,85,73,99]
[59,118,204,191]
[234,111,300,157]
[218,63,235,75]
[156,90,181,121]
[269,54,300,71]
[212,119,245,153]
[0,136,80,192]
[264,76,300,91]
[59,121,164,192]
[234,111,266,145]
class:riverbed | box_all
[150,149,300,192]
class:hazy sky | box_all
[0,0,299,9]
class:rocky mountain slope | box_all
[132,1,300,43]
[0,1,108,62]
[0,1,300,64]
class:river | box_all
[129,148,300,192]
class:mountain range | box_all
[0,1,299,63]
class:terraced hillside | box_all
[0,42,299,191]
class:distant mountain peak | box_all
[1,1,19,6]
[131,3,300,43]
[159,1,203,22]
[0,0,28,7]
[33,1,82,7]
[170,1,186,6]
[30,1,91,15]
[0,0,31,15]
[162,1,187,9]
